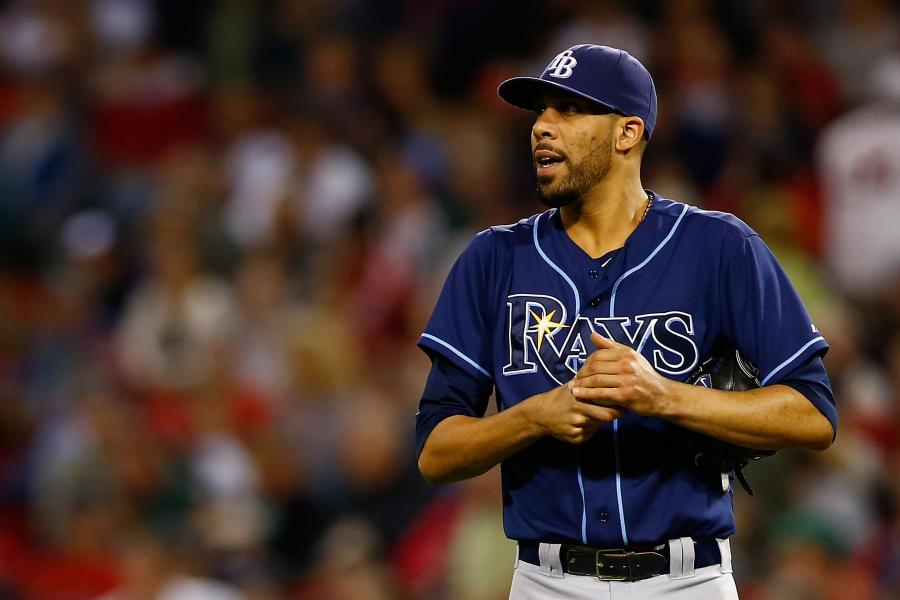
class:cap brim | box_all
[497,76,618,114]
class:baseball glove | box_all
[685,348,775,495]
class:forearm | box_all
[659,381,834,450]
[417,401,544,484]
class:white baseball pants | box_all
[509,538,739,599]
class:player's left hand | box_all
[570,332,673,417]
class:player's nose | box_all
[532,110,559,141]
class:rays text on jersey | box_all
[504,294,699,384]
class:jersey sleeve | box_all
[719,231,830,391]
[417,230,497,382]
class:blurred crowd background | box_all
[0,0,899,598]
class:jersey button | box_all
[589,299,600,308]
[599,511,609,523]
[588,269,598,278]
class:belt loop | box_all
[538,543,564,578]
[716,538,733,574]
[513,543,519,570]
[667,538,684,579]
[680,536,695,577]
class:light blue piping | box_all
[609,203,689,316]
[533,211,581,315]
[613,419,628,545]
[576,460,587,544]
[761,336,825,386]
[607,202,688,547]
[532,211,588,543]
[419,333,491,378]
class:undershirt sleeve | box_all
[415,352,493,459]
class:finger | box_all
[571,386,623,402]
[578,402,624,423]
[573,424,602,444]
[574,395,620,409]
[576,350,620,381]
[590,332,622,350]
[577,358,623,377]
[581,420,601,433]
[586,347,621,362]
[573,373,623,389]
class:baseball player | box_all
[415,45,837,599]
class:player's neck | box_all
[559,174,648,259]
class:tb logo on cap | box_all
[546,50,577,79]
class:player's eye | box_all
[559,101,580,115]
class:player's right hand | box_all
[526,382,623,444]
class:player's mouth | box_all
[534,148,566,175]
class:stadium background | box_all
[0,0,899,598]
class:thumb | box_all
[590,331,617,349]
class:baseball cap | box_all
[498,44,658,138]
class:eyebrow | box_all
[541,95,615,115]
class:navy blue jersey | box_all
[417,192,837,547]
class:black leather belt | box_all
[517,539,721,581]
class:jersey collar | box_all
[536,190,689,314]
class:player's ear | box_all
[615,116,645,153]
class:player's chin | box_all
[536,167,564,188]
[536,185,577,208]
[536,175,556,190]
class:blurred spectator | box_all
[392,471,515,600]
[116,201,236,390]
[814,0,899,105]
[0,79,86,250]
[543,0,650,64]
[286,113,373,246]
[221,110,296,248]
[289,517,396,600]
[96,529,243,600]
[230,250,295,401]
[657,3,734,189]
[90,33,207,172]
[817,53,900,298]
[762,510,876,600]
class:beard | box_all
[536,134,612,208]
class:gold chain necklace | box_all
[639,195,653,224]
